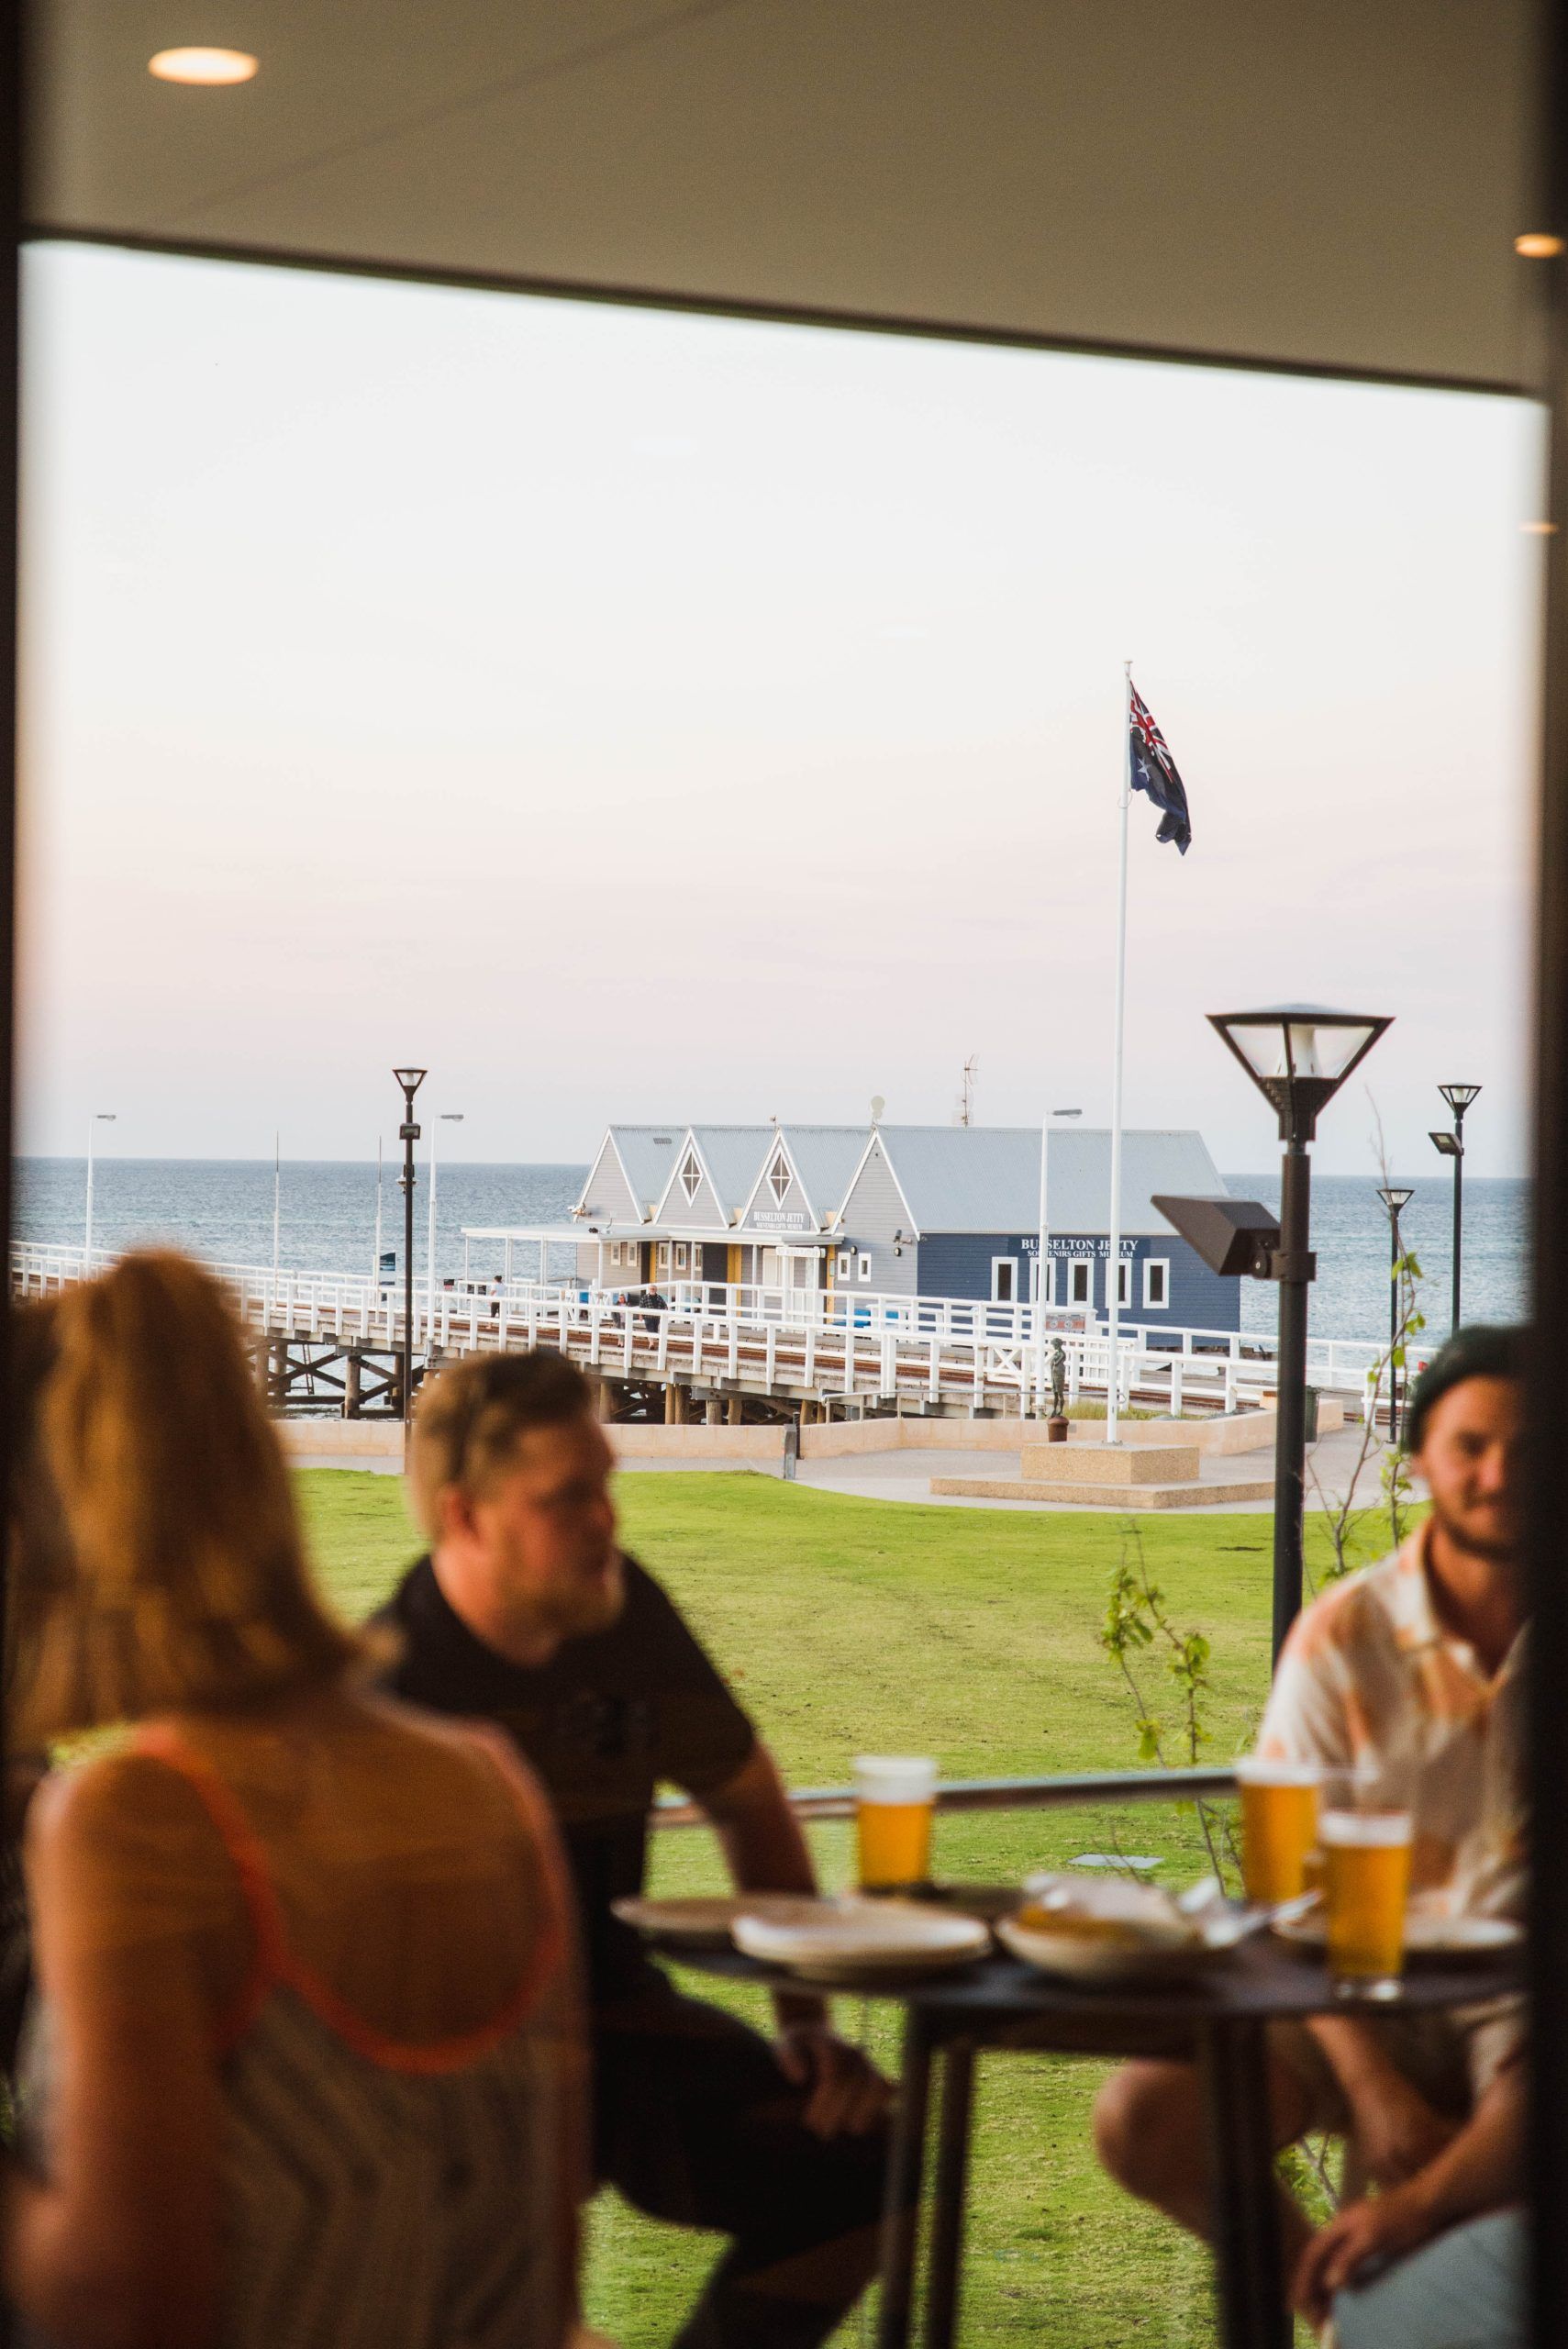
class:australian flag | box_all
[1129,684,1192,854]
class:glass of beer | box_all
[1235,1757,1321,1904]
[1321,1806,1413,2000]
[854,1756,938,1890]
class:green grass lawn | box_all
[299,1469,1397,2349]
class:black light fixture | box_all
[1430,1084,1481,1330]
[1208,1005,1393,1661]
[1375,1185,1415,1442]
[393,1067,427,1424]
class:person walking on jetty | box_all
[1095,1325,1528,2322]
[377,1348,892,2349]
[5,1254,587,2349]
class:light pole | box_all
[428,1112,465,1329]
[1375,1184,1414,1442]
[1429,1083,1480,1331]
[83,1112,117,1274]
[1210,1006,1392,1661]
[394,1069,427,1422]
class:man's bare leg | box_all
[1093,2054,1319,2274]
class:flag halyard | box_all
[1129,684,1193,854]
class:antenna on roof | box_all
[954,1053,979,1127]
[871,1094,885,1125]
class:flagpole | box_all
[1106,662,1132,1445]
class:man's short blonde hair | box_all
[407,1350,595,1538]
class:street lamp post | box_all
[1429,1084,1481,1330]
[393,1069,427,1422]
[1375,1185,1415,1442]
[83,1112,117,1274]
[1210,1007,1392,1661]
[428,1112,465,1330]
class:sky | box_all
[15,242,1547,1175]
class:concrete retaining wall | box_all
[276,1401,1302,1469]
[278,1419,402,1459]
[608,1425,785,1461]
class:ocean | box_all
[13,1158,1530,1345]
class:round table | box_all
[675,1934,1521,2349]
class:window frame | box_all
[768,1150,791,1206]
[1143,1256,1170,1310]
[1069,1258,1092,1308]
[679,1151,701,1204]
[858,1254,873,1284]
[1030,1254,1058,1308]
[836,1252,852,1280]
[674,1241,689,1272]
[991,1255,1017,1304]
[1116,1257,1132,1308]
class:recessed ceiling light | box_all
[148,47,259,85]
[1515,232,1564,259]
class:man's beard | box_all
[546,1551,627,1640]
[1431,1497,1518,1566]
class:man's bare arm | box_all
[698,1742,888,2136]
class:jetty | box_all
[13,1243,1420,1429]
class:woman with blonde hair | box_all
[6,1252,586,2349]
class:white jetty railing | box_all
[11,1243,1433,1419]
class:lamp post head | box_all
[1377,1186,1414,1214]
[95,1112,117,1122]
[1430,1130,1462,1160]
[1439,1083,1482,1118]
[1208,1005,1393,1143]
[393,1066,428,1102]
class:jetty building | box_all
[517,1119,1241,1332]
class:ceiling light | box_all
[1523,520,1560,535]
[149,47,259,85]
[1515,232,1565,259]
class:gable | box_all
[651,1130,728,1230]
[574,1132,643,1227]
[738,1135,816,1234]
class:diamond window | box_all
[768,1152,791,1205]
[680,1150,701,1203]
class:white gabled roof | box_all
[573,1124,685,1221]
[690,1126,780,1222]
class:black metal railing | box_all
[654,1765,1238,1829]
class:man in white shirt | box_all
[1094,1324,1527,2299]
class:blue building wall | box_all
[914,1231,1242,1333]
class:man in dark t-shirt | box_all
[376,1349,891,2349]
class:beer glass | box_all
[1235,1757,1321,1904]
[1321,1806,1413,2000]
[854,1755,937,1890]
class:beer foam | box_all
[1319,1809,1412,1847]
[853,1755,937,1803]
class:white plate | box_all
[732,1898,991,1983]
[1272,1903,1522,1960]
[995,1910,1230,1984]
[612,1894,842,1950]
